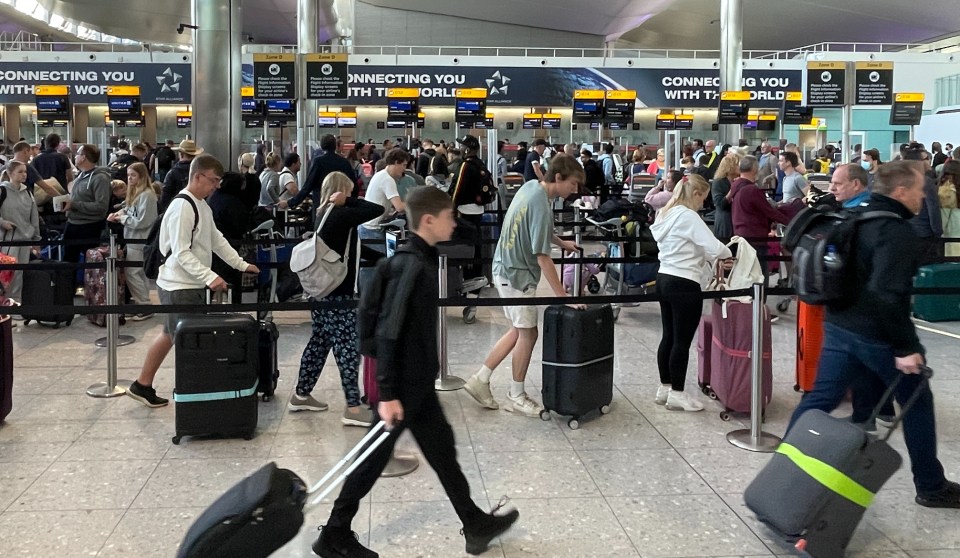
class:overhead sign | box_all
[572,89,604,123]
[336,111,357,127]
[265,99,296,121]
[305,53,348,100]
[522,113,542,129]
[0,62,190,103]
[472,113,495,129]
[890,92,924,126]
[782,91,814,125]
[855,61,893,105]
[176,111,192,128]
[718,91,751,124]
[107,85,141,120]
[541,113,562,129]
[387,87,420,123]
[805,61,846,106]
[253,53,296,100]
[318,111,338,127]
[604,89,636,123]
[35,84,70,125]
[655,114,675,130]
[757,114,777,131]
[675,114,694,130]
[241,86,265,122]
[455,88,487,124]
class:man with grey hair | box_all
[829,163,871,209]
[563,143,579,158]
[727,155,791,281]
[756,140,778,185]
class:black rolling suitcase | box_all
[178,423,393,558]
[744,367,933,557]
[172,314,260,444]
[257,320,279,402]
[0,313,13,422]
[541,304,615,429]
[21,263,75,328]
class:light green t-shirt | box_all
[493,180,554,290]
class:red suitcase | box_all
[710,299,772,416]
[362,356,380,407]
[796,302,825,393]
[697,315,713,397]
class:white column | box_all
[719,0,744,148]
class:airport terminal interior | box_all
[2,1,960,557]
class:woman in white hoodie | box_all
[649,174,732,411]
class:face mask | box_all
[861,161,872,171]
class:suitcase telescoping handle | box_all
[307,421,391,506]
[869,365,934,442]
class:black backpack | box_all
[143,194,199,280]
[783,207,900,305]
[357,246,422,358]
[109,154,139,181]
[155,146,176,171]
[594,198,651,224]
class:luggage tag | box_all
[206,288,233,306]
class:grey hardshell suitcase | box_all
[744,368,932,557]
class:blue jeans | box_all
[786,323,946,494]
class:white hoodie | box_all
[650,205,731,287]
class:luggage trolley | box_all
[585,215,658,321]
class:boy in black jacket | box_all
[313,186,519,558]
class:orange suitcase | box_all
[795,302,825,392]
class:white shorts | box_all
[494,277,539,329]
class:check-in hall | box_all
[1,1,960,557]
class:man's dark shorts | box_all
[158,287,205,340]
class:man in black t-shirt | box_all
[32,133,74,190]
[523,138,547,182]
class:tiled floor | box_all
[2,289,960,557]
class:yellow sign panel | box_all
[799,117,823,129]
[895,92,924,102]
[417,112,426,118]
[485,113,494,118]
[176,111,192,118]
[606,90,636,100]
[304,53,347,62]
[748,112,760,119]
[35,85,68,96]
[336,111,357,118]
[523,113,542,119]
[574,89,604,99]
[387,88,419,98]
[542,113,562,119]
[318,111,338,117]
[656,114,675,121]
[676,113,694,120]
[455,88,487,99]
[107,86,140,96]
[253,53,295,62]
[856,61,893,70]
[721,91,751,101]
[807,61,846,70]
[786,91,803,102]
[241,86,254,97]
[759,115,777,121]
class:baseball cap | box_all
[457,134,480,150]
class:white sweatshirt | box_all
[650,205,731,287]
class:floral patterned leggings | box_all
[295,295,362,407]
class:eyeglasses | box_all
[199,172,222,186]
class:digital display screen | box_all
[757,118,776,131]
[317,116,337,128]
[782,100,813,125]
[387,98,419,122]
[607,122,629,130]
[265,100,296,118]
[590,122,600,130]
[107,96,140,119]
[455,98,486,124]
[717,99,750,124]
[743,120,758,130]
[542,116,562,129]
[572,100,603,123]
[245,120,264,128]
[655,118,675,131]
[473,117,495,129]
[603,99,635,122]
[890,101,923,126]
[386,120,408,129]
[522,116,542,129]
[176,115,192,128]
[675,115,694,130]
[336,117,357,128]
[35,96,70,124]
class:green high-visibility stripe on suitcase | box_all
[173,379,259,403]
[776,442,875,508]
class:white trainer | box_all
[503,391,544,417]
[464,375,499,410]
[288,393,329,412]
[655,384,671,405]
[665,390,704,412]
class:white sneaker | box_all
[288,393,329,412]
[464,375,499,410]
[665,390,704,412]
[503,391,544,417]
[655,384,671,405]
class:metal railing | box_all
[752,41,932,60]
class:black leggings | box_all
[656,273,704,391]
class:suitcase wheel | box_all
[568,418,580,430]
[261,393,273,402]
[172,435,181,445]
[599,405,611,415]
[776,299,791,313]
[793,383,801,392]
[707,389,717,400]
[539,410,550,421]
[719,411,731,422]
[243,432,254,441]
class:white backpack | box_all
[289,204,359,299]
[706,236,764,304]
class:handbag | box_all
[705,236,763,302]
[289,204,358,299]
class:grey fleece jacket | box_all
[68,166,112,224]
[119,189,159,240]
[0,182,40,241]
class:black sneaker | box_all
[126,381,169,408]
[916,480,960,509]
[312,525,378,558]
[462,499,520,556]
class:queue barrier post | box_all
[87,234,134,398]
[435,253,465,391]
[726,282,781,452]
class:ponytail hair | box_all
[659,173,710,218]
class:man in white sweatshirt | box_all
[126,154,259,408]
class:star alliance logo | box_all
[156,67,183,93]
[485,71,510,96]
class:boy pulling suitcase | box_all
[313,186,518,558]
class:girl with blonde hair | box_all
[711,153,741,243]
[649,174,732,411]
[107,162,157,318]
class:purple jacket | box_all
[729,177,790,239]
